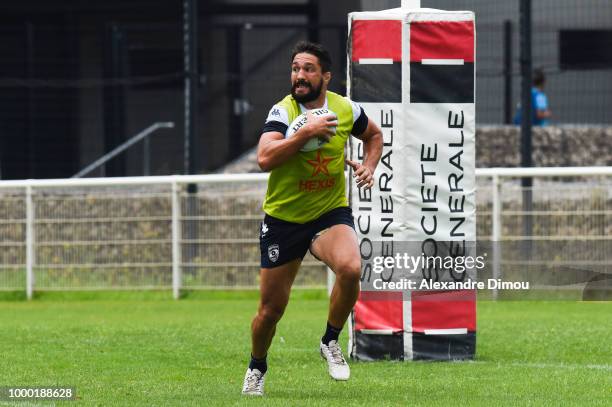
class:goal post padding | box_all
[347,7,477,361]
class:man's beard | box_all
[291,79,323,104]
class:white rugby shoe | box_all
[320,340,350,381]
[241,368,265,396]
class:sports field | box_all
[0,291,610,406]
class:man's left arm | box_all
[347,117,383,189]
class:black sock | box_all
[321,322,342,345]
[249,354,267,374]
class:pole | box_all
[227,26,243,161]
[183,0,199,175]
[25,22,36,179]
[143,136,151,176]
[339,27,347,96]
[519,0,533,251]
[172,182,182,299]
[25,186,34,300]
[503,20,513,124]
[401,0,421,7]
[491,175,501,300]
[103,23,127,177]
[183,0,200,270]
[307,0,319,42]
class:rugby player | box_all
[242,41,383,396]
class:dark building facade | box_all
[0,0,609,180]
[0,0,358,180]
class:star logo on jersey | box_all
[306,151,333,177]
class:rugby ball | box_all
[285,108,337,152]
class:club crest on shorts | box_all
[268,244,280,263]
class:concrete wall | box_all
[220,126,612,173]
[477,126,612,168]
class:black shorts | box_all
[259,206,355,268]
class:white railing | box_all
[477,167,612,299]
[0,166,610,299]
[0,174,271,299]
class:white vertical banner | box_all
[348,8,476,361]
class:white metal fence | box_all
[1,167,611,299]
[476,167,612,299]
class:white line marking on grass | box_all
[470,361,612,371]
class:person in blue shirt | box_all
[513,68,552,126]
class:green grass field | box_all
[0,291,610,406]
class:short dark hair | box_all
[291,41,332,73]
[533,68,546,86]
